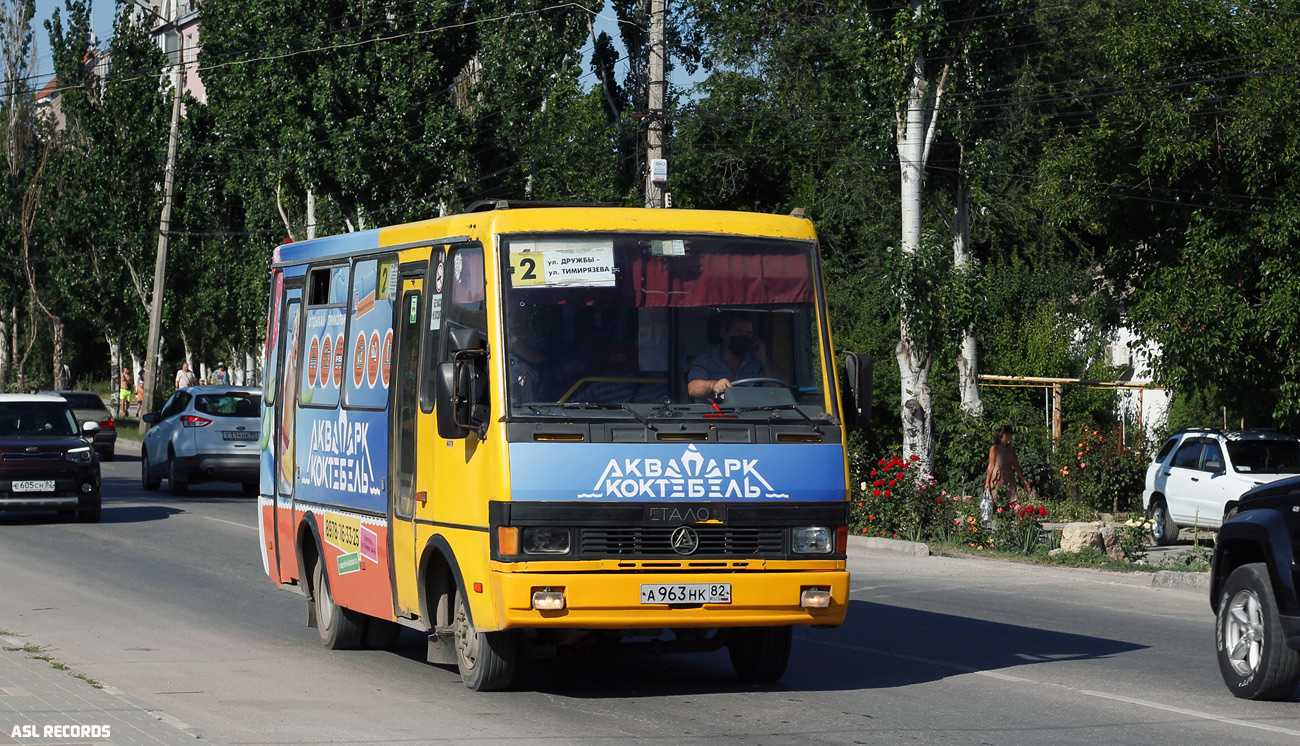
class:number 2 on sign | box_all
[510,252,547,286]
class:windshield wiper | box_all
[549,402,658,430]
[722,403,826,432]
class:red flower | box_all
[910,454,920,461]
[871,489,880,497]
[878,459,886,466]
[856,502,863,507]
[861,528,867,533]
[936,497,943,504]
[868,514,875,520]
[996,507,1003,513]
[874,480,885,487]
[1038,506,1047,517]
[887,480,897,487]
[883,490,891,497]
[870,470,877,476]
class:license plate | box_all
[222,431,257,441]
[640,583,731,604]
[12,480,55,492]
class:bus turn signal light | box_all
[532,590,565,610]
[801,588,831,609]
[498,527,520,557]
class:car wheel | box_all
[313,557,364,650]
[141,448,160,492]
[78,496,102,523]
[1216,563,1300,700]
[168,456,188,496]
[728,626,793,683]
[1148,497,1177,546]
[453,588,515,691]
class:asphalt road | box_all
[1,454,1299,745]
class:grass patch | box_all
[72,672,103,689]
[114,416,144,442]
[4,644,45,654]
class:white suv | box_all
[1143,428,1300,544]
[141,386,261,496]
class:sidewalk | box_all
[846,533,1211,594]
[0,634,199,745]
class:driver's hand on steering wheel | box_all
[712,378,732,396]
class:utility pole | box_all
[644,0,666,208]
[141,36,183,429]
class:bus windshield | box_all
[500,233,830,421]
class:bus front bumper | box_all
[491,569,849,630]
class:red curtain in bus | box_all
[632,252,813,308]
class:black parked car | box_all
[1211,476,1300,699]
[0,394,102,522]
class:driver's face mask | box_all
[726,332,753,356]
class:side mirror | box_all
[80,421,100,441]
[141,412,159,424]
[435,360,475,440]
[841,352,873,430]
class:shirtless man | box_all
[983,424,1031,525]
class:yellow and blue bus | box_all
[257,202,870,690]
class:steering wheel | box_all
[728,377,788,387]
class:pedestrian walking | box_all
[134,368,145,416]
[118,367,133,417]
[175,362,197,389]
[211,361,229,386]
[982,424,1031,527]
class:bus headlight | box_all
[521,527,571,555]
[791,526,832,554]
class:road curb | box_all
[847,535,930,557]
[1151,570,1210,594]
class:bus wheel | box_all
[452,588,515,691]
[728,626,792,683]
[313,558,364,650]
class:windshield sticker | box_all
[510,240,616,289]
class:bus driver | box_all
[686,311,788,400]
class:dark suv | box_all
[1212,476,1300,699]
[0,394,102,522]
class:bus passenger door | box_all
[391,278,424,616]
[276,297,303,584]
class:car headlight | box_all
[521,527,571,555]
[66,446,93,464]
[791,526,833,554]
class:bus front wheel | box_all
[728,626,792,683]
[452,588,515,691]
[313,559,365,650]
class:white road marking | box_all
[803,637,1300,736]
[1080,690,1300,737]
[203,517,258,531]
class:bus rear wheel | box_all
[728,626,792,683]
[313,558,365,650]
[452,588,515,691]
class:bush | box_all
[850,454,954,541]
[1053,427,1146,513]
